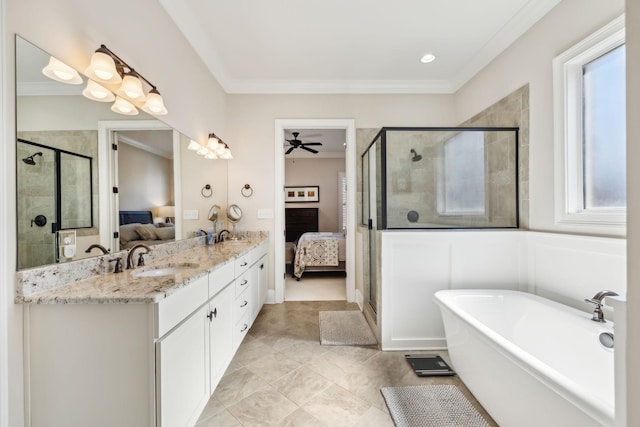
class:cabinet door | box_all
[156,305,210,427]
[253,255,268,320]
[209,284,234,393]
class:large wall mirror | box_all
[16,36,226,270]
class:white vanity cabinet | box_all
[25,240,269,427]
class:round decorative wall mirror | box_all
[227,204,243,239]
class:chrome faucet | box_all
[126,243,151,269]
[85,244,109,255]
[584,290,619,322]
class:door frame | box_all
[273,119,357,304]
[98,120,180,252]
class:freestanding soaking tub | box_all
[434,289,614,427]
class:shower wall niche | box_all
[362,127,519,230]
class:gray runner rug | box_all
[319,310,377,346]
[381,385,491,427]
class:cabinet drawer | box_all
[233,293,251,325]
[233,311,251,350]
[155,274,208,339]
[235,254,251,276]
[209,261,235,297]
[234,272,251,297]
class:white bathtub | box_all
[434,289,614,427]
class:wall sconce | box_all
[186,133,233,160]
[84,45,167,115]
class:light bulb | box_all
[111,96,138,115]
[42,56,83,84]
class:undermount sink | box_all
[131,263,199,278]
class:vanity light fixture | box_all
[420,53,436,63]
[83,44,168,116]
[116,71,146,101]
[42,56,83,84]
[85,47,122,84]
[82,79,115,102]
[111,96,138,115]
[186,134,233,160]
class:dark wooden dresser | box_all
[285,208,318,242]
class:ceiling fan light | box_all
[204,151,218,159]
[116,73,146,101]
[111,96,138,115]
[82,79,115,102]
[141,88,167,115]
[197,146,209,156]
[85,50,122,84]
[42,56,83,84]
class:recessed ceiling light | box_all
[420,54,436,64]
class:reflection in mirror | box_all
[15,36,187,270]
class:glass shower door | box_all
[17,140,57,269]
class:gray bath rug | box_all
[381,385,491,427]
[318,310,377,346]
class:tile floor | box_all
[284,274,346,301]
[195,301,497,426]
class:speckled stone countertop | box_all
[16,233,268,305]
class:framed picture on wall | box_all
[285,186,320,203]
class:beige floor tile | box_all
[272,366,333,406]
[352,406,395,427]
[277,408,327,427]
[196,300,497,427]
[300,384,371,427]
[214,368,271,407]
[245,352,302,383]
[195,409,241,427]
[227,387,298,426]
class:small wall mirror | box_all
[227,204,242,240]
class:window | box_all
[438,131,486,215]
[553,16,625,229]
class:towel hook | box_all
[201,184,213,198]
[241,184,253,198]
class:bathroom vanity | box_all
[18,236,268,427]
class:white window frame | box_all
[553,15,625,230]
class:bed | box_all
[291,232,346,280]
[118,210,175,249]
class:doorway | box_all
[274,119,356,304]
[97,120,181,251]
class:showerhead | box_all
[22,152,42,165]
[410,149,422,162]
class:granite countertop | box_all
[18,236,267,305]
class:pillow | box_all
[156,222,174,228]
[135,223,158,240]
[119,223,141,245]
[155,227,175,241]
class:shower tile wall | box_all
[459,84,530,228]
[17,130,98,269]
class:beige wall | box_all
[626,2,640,425]
[454,0,625,236]
[118,142,173,212]
[285,158,345,232]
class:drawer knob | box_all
[240,324,248,332]
[240,300,248,308]
[241,279,248,286]
[240,261,248,267]
[206,308,217,321]
[260,264,264,269]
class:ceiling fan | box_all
[285,131,322,154]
